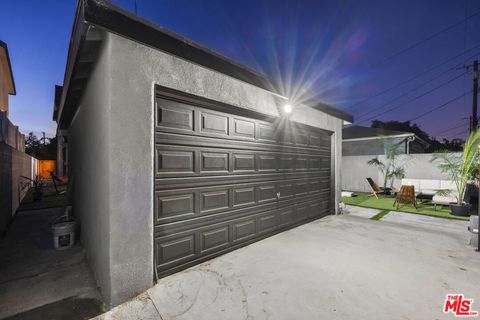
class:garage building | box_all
[53,0,353,306]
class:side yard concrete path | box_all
[93,213,478,320]
[343,205,380,219]
[0,208,103,319]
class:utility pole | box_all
[42,131,46,146]
[472,60,478,132]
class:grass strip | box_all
[371,209,390,221]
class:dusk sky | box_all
[1,0,479,139]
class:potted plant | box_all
[21,175,44,202]
[367,138,406,195]
[431,130,480,216]
[32,176,44,202]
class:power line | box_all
[443,128,470,139]
[358,72,467,123]
[378,9,480,65]
[348,45,480,110]
[357,67,464,119]
[432,120,469,136]
[408,90,472,122]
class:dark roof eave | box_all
[53,85,63,121]
[57,0,353,127]
[57,1,88,129]
[0,40,16,95]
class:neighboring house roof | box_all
[56,0,353,128]
[0,40,16,96]
[342,125,429,148]
[343,125,414,140]
[342,125,429,146]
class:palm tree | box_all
[431,130,480,206]
[367,138,406,191]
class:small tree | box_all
[367,138,406,190]
[25,132,57,159]
[431,130,480,205]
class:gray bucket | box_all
[52,221,76,250]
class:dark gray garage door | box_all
[154,90,332,278]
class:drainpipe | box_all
[406,136,415,154]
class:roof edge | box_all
[0,40,16,95]
[343,133,415,142]
[58,0,353,126]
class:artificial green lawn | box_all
[371,209,391,221]
[342,192,469,221]
[19,185,67,211]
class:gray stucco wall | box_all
[70,29,344,306]
[68,36,113,303]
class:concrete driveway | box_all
[95,214,479,320]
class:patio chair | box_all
[50,171,68,195]
[394,185,417,209]
[366,177,386,199]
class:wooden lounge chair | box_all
[366,177,386,199]
[394,185,418,209]
[50,171,68,195]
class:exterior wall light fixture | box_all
[283,104,292,114]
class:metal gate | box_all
[154,89,332,278]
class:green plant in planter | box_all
[21,175,44,202]
[431,130,480,216]
[367,138,406,192]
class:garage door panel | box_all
[201,190,229,213]
[155,174,328,190]
[200,226,230,254]
[156,100,195,132]
[156,150,195,174]
[258,213,277,234]
[155,198,327,275]
[278,183,294,198]
[155,193,195,222]
[232,219,257,242]
[155,144,329,179]
[233,153,256,172]
[295,131,309,146]
[201,152,229,172]
[156,98,331,151]
[200,111,229,136]
[257,185,277,203]
[278,207,295,228]
[155,176,326,225]
[233,187,256,207]
[154,93,332,277]
[232,118,256,140]
[155,192,329,235]
[155,171,329,190]
[155,131,331,155]
[155,233,196,269]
